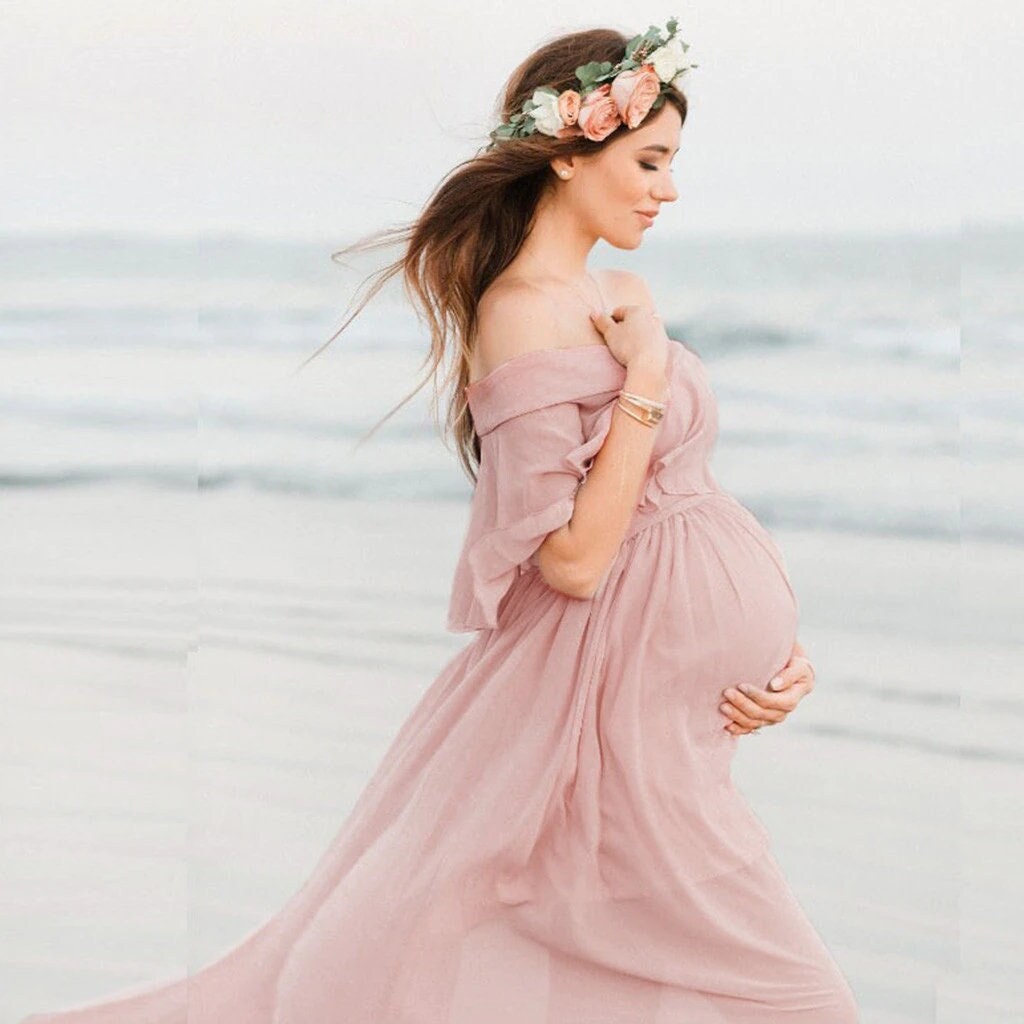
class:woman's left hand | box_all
[719,640,816,735]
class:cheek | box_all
[618,172,649,207]
[597,174,647,214]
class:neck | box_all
[514,192,597,283]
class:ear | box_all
[550,158,575,180]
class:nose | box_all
[653,175,679,203]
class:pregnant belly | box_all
[603,494,800,753]
[699,495,800,675]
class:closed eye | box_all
[640,161,675,173]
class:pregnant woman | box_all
[22,18,859,1023]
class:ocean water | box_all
[2,229,1023,1021]
[1,227,1017,543]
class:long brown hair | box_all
[298,27,688,485]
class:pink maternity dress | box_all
[21,339,859,1023]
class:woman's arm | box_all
[537,352,668,597]
[471,274,669,601]
[536,279,670,598]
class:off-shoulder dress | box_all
[20,340,859,1023]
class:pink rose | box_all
[556,89,581,127]
[576,83,623,142]
[555,123,585,140]
[609,64,661,129]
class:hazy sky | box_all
[2,0,1018,239]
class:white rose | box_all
[530,88,565,137]
[670,57,696,90]
[648,36,690,84]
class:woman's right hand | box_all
[590,304,670,375]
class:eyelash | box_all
[640,161,674,173]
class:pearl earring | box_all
[559,170,569,178]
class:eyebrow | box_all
[638,144,678,156]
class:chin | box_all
[602,231,644,251]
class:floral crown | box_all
[488,16,697,147]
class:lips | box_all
[636,210,657,227]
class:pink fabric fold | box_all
[448,360,620,632]
[18,339,858,1024]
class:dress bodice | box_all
[466,339,721,509]
[449,340,722,633]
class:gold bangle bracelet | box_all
[615,398,659,427]
[617,393,664,425]
[619,389,667,412]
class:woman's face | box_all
[555,102,682,250]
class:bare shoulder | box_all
[471,279,566,379]
[597,268,657,310]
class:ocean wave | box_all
[0,466,1010,543]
